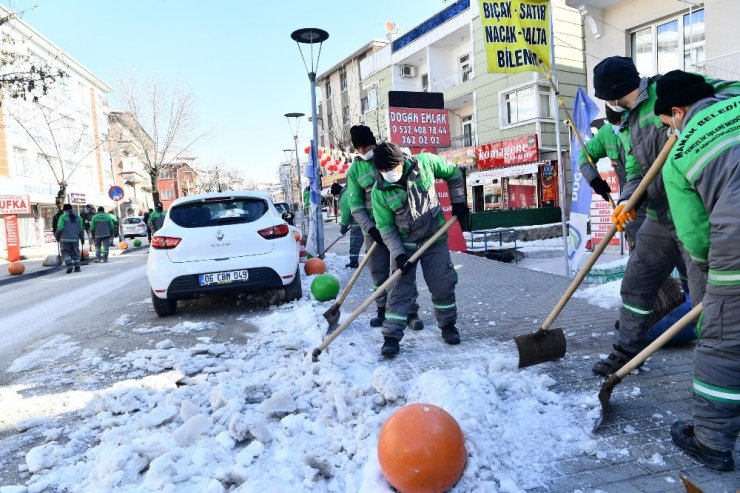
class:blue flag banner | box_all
[567,87,600,276]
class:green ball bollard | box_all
[133,238,142,247]
[310,274,340,302]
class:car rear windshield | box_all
[169,198,268,228]
[123,218,142,224]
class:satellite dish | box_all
[384,21,396,33]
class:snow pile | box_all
[6,335,80,373]
[7,252,603,492]
[573,279,622,310]
[132,321,222,335]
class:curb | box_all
[0,264,63,287]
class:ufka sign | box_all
[388,107,451,148]
[0,195,32,215]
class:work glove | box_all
[611,203,636,232]
[590,177,612,202]
[451,202,469,221]
[395,253,415,274]
[340,224,350,235]
[368,227,385,246]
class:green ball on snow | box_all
[311,274,340,301]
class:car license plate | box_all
[199,269,249,286]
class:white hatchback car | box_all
[121,216,148,238]
[146,191,301,316]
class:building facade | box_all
[157,158,197,210]
[357,0,585,221]
[0,6,112,249]
[108,111,153,217]
[567,0,738,91]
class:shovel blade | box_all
[593,374,622,432]
[322,304,340,334]
[514,328,566,369]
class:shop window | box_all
[630,8,705,75]
[501,84,550,126]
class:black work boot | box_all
[407,313,424,331]
[381,337,400,358]
[74,266,81,272]
[441,324,460,345]
[671,420,735,471]
[346,259,359,269]
[66,265,73,274]
[592,345,640,377]
[370,307,386,328]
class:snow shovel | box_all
[515,134,677,368]
[594,302,702,432]
[318,233,345,260]
[312,216,457,362]
[323,242,378,334]
[42,242,63,267]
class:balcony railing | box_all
[691,52,740,80]
[448,134,476,150]
[430,70,474,93]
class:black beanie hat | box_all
[330,183,342,195]
[372,142,405,170]
[654,70,715,116]
[593,56,640,100]
[97,206,105,212]
[62,204,72,211]
[350,125,376,148]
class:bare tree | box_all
[195,162,245,193]
[9,100,105,208]
[0,9,65,101]
[117,75,205,204]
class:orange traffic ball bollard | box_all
[304,257,326,276]
[378,403,466,493]
[119,241,129,250]
[293,231,301,241]
[7,261,25,275]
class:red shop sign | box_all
[476,134,539,169]
[388,107,451,148]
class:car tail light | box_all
[258,224,290,239]
[151,236,181,249]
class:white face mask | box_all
[360,150,374,161]
[606,102,627,113]
[672,114,681,137]
[381,166,403,183]
[612,124,621,136]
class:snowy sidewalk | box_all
[327,224,739,492]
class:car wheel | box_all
[283,266,302,302]
[151,290,177,316]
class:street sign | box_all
[69,192,86,204]
[108,186,124,201]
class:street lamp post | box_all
[291,27,329,254]
[284,112,306,235]
[282,148,295,203]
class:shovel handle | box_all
[313,217,458,358]
[540,134,677,332]
[319,234,344,259]
[335,242,377,306]
[615,302,702,378]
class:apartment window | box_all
[160,189,174,200]
[630,9,705,75]
[366,84,378,111]
[327,111,334,132]
[342,105,350,125]
[361,96,369,113]
[462,115,474,147]
[421,73,429,92]
[502,84,550,126]
[12,147,30,176]
[325,81,332,99]
[459,54,472,82]
[339,68,348,92]
[160,168,174,180]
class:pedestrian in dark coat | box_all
[55,204,85,273]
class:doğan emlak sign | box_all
[478,0,550,73]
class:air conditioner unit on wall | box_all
[400,65,416,78]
